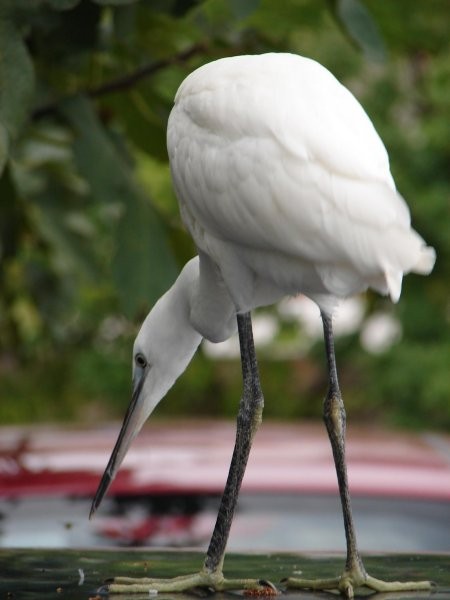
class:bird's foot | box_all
[285,564,433,599]
[100,569,279,595]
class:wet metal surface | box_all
[1,549,449,600]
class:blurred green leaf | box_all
[247,1,322,48]
[333,0,385,61]
[189,0,234,36]
[61,94,177,316]
[103,89,169,161]
[229,0,260,21]
[60,95,124,205]
[364,0,448,54]
[113,190,178,316]
[0,18,34,174]
[32,182,98,280]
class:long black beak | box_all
[89,367,148,519]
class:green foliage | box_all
[61,95,177,315]
[0,0,448,429]
[331,0,385,62]
[0,17,34,173]
[372,342,450,429]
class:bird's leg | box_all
[104,312,276,595]
[321,311,364,579]
[286,311,433,599]
[203,311,265,575]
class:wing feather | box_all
[168,54,433,300]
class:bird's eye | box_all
[135,353,147,369]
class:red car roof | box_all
[1,421,449,501]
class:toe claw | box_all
[258,580,278,592]
[96,584,110,595]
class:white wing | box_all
[168,54,434,302]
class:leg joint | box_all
[323,390,346,440]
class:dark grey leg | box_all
[286,311,432,598]
[321,311,365,578]
[204,311,264,572]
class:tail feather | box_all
[385,269,403,303]
[384,243,435,304]
[413,245,436,275]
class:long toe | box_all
[102,572,278,595]
[285,571,433,598]
[365,574,434,593]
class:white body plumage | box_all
[168,53,435,325]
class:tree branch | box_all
[31,42,207,121]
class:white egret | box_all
[91,53,435,598]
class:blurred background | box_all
[0,0,449,553]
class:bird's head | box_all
[90,259,202,518]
